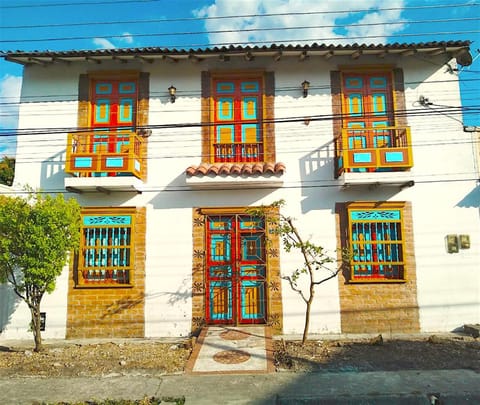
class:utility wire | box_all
[2,15,478,33]
[0,105,476,136]
[1,25,479,45]
[1,0,161,8]
[1,1,477,13]
[1,77,479,104]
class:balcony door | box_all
[342,73,395,171]
[205,214,267,325]
[212,78,264,162]
[91,79,138,176]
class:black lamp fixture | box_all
[168,85,177,103]
[301,80,310,98]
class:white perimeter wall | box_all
[1,53,478,341]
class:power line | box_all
[0,0,160,9]
[2,1,478,14]
[2,25,479,45]
[1,176,478,196]
[0,104,472,131]
[2,13,478,33]
[1,76,479,104]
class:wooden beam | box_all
[351,50,362,60]
[165,55,178,63]
[113,56,128,64]
[401,49,417,57]
[428,48,446,56]
[134,55,154,64]
[27,57,48,65]
[86,57,102,64]
[244,52,254,61]
[96,186,111,194]
[324,51,334,60]
[188,54,203,63]
[298,51,308,62]
[65,186,83,194]
[52,57,71,65]
[377,50,387,59]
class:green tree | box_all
[0,156,15,186]
[0,192,80,351]
[251,200,348,345]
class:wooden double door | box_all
[205,214,267,324]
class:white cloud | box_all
[93,33,135,49]
[194,0,407,46]
[93,37,116,49]
[0,74,22,156]
[120,32,134,44]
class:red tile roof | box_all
[186,162,286,177]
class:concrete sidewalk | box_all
[1,369,479,404]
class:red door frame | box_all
[205,214,267,325]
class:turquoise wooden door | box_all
[206,215,267,324]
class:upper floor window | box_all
[332,69,412,177]
[199,71,276,166]
[66,72,149,180]
[212,76,263,162]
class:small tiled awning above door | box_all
[185,162,285,189]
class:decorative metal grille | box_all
[349,209,405,280]
[79,214,133,285]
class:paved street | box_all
[1,369,479,404]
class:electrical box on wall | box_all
[445,234,459,253]
[445,234,471,253]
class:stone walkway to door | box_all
[185,325,275,374]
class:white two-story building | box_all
[1,41,479,341]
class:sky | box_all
[0,0,479,155]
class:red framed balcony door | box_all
[91,79,138,176]
[213,78,264,162]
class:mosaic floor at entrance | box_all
[186,326,274,374]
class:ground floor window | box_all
[346,202,407,282]
[76,207,136,287]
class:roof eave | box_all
[2,41,472,66]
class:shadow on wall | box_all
[147,172,279,209]
[298,140,338,213]
[0,283,22,335]
[457,184,480,208]
[40,149,67,191]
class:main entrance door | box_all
[205,214,267,324]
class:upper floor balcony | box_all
[213,142,264,163]
[64,130,147,193]
[335,126,414,188]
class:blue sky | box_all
[1,0,479,155]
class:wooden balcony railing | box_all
[335,126,413,176]
[214,142,264,163]
[65,131,146,180]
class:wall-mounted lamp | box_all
[168,85,177,103]
[301,80,310,98]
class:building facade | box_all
[1,42,479,340]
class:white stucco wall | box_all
[1,51,478,342]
